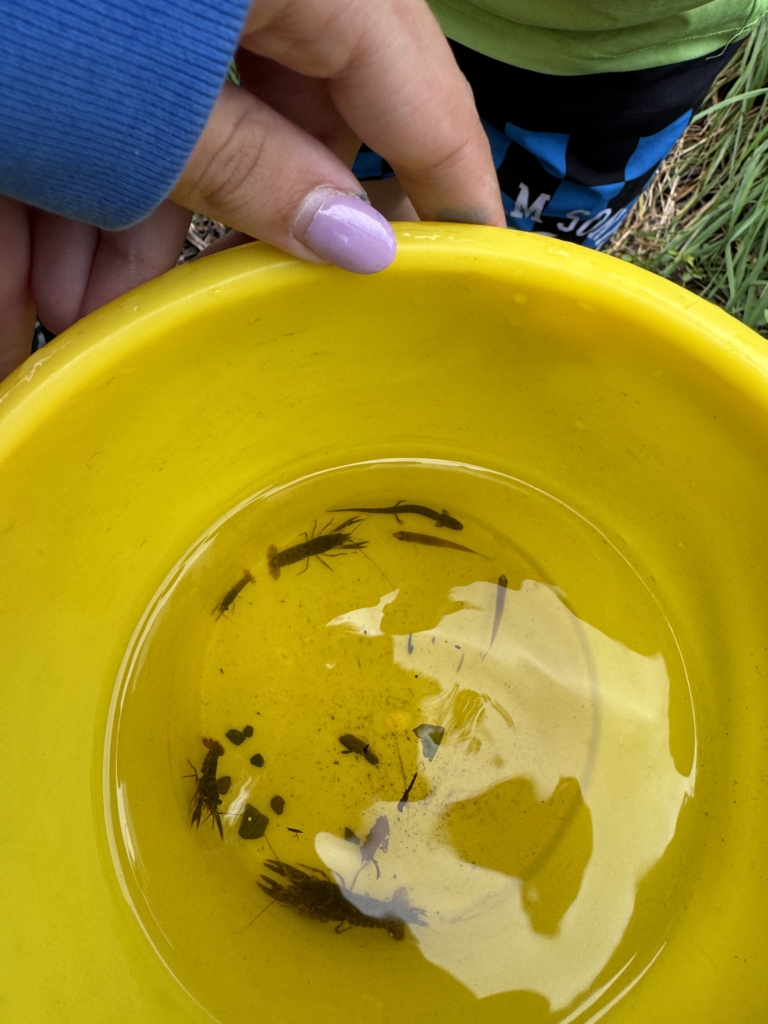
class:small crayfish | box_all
[257,859,425,940]
[212,569,254,619]
[187,737,231,840]
[267,517,367,579]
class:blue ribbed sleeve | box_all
[0,0,250,228]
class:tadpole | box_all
[339,733,379,765]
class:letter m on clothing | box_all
[509,182,551,224]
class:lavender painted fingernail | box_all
[298,191,396,274]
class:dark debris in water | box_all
[270,795,285,816]
[239,804,269,840]
[397,772,418,812]
[226,729,246,746]
[250,753,265,768]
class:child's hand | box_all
[173,0,505,266]
[1,0,503,383]
[0,196,191,382]
[0,197,35,382]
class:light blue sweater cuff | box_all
[0,0,250,228]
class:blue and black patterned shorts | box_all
[353,40,741,248]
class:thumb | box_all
[170,81,396,274]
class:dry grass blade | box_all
[177,213,231,265]
[608,21,768,336]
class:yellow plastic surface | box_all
[1,226,767,1022]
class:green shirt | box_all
[429,0,767,73]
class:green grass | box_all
[608,21,768,336]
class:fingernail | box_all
[295,188,396,274]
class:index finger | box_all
[241,0,505,226]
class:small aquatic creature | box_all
[339,733,379,765]
[329,501,463,530]
[212,570,254,619]
[239,803,269,840]
[392,531,487,557]
[413,724,445,761]
[250,753,265,767]
[287,827,303,838]
[397,773,418,812]
[227,728,247,745]
[257,860,425,940]
[482,574,509,660]
[187,737,231,840]
[267,518,367,579]
[270,795,285,816]
[352,815,390,887]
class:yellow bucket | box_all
[1,226,766,1023]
